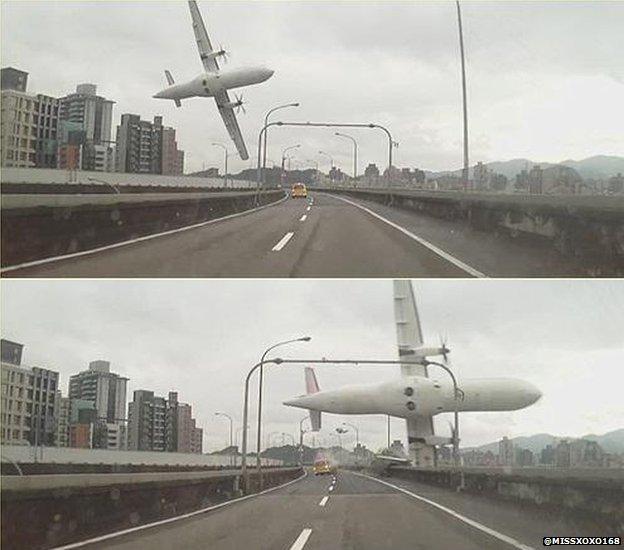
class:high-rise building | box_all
[55,394,70,447]
[68,360,127,449]
[69,361,127,424]
[1,342,59,447]
[1,67,28,92]
[161,127,184,175]
[1,339,24,366]
[1,70,60,169]
[58,83,114,171]
[498,436,515,466]
[190,418,203,454]
[115,114,184,175]
[130,389,201,453]
[128,390,167,451]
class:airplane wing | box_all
[393,280,427,377]
[187,1,250,160]
[188,0,220,72]
[214,91,249,160]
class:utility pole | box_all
[456,0,469,191]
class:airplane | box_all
[284,280,542,467]
[153,1,274,160]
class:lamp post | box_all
[241,356,462,492]
[212,143,229,188]
[456,0,469,191]
[299,416,309,467]
[256,337,311,489]
[214,412,233,466]
[255,121,395,202]
[263,102,300,184]
[334,132,358,182]
[236,424,250,448]
[281,144,301,188]
[424,360,463,468]
[341,422,359,447]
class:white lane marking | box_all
[1,193,289,274]
[327,194,487,278]
[355,473,534,550]
[318,496,329,507]
[306,206,311,211]
[53,470,308,549]
[271,231,294,251]
[299,214,307,222]
[289,528,313,550]
[328,485,334,492]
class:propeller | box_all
[216,45,229,63]
[233,93,247,115]
[439,334,450,363]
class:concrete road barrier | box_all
[1,189,284,268]
[316,187,624,275]
[0,467,301,549]
[384,466,624,533]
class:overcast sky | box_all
[2,279,623,452]
[2,1,623,174]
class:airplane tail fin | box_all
[305,367,322,431]
[164,70,182,108]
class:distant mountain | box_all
[464,428,624,455]
[560,156,624,179]
[428,156,624,181]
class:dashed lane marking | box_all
[300,214,307,222]
[319,496,329,507]
[289,528,313,550]
[271,232,295,251]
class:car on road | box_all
[313,458,332,475]
[291,183,308,198]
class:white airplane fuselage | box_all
[284,376,541,419]
[153,66,273,100]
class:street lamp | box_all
[255,337,311,488]
[299,416,310,467]
[214,412,233,466]
[263,102,300,184]
[334,132,358,182]
[341,422,359,447]
[212,143,229,188]
[318,150,333,169]
[281,144,301,188]
[241,356,463,492]
[425,360,463,468]
[236,424,251,447]
[456,0,469,191]
[255,121,395,202]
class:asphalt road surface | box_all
[76,469,603,550]
[5,192,584,278]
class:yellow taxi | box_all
[291,183,308,198]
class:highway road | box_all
[74,469,600,550]
[4,192,584,278]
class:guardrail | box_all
[315,186,624,274]
[1,466,302,549]
[1,189,285,268]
